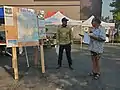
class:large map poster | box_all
[17,8,39,46]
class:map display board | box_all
[4,6,18,47]
[17,8,39,46]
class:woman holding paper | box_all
[88,18,106,80]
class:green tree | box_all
[110,0,120,21]
[110,0,120,42]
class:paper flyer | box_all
[83,32,90,44]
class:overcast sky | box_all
[102,0,114,18]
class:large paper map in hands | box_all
[17,8,39,43]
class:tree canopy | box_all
[110,0,120,20]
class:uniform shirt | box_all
[88,26,106,53]
[56,26,73,45]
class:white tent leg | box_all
[6,51,12,56]
[24,47,30,67]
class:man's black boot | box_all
[69,65,74,70]
[56,65,61,69]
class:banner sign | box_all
[38,10,46,39]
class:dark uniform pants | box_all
[58,43,72,66]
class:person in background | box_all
[0,34,5,55]
[88,18,106,80]
[0,34,4,42]
[56,17,73,70]
[19,47,23,55]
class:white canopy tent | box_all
[82,15,115,27]
[101,21,115,28]
[45,11,82,25]
[82,15,95,27]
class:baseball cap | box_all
[61,17,69,22]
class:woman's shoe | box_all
[88,71,95,76]
[94,73,100,80]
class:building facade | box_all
[80,0,102,19]
[0,0,102,20]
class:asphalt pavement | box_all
[0,43,120,90]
